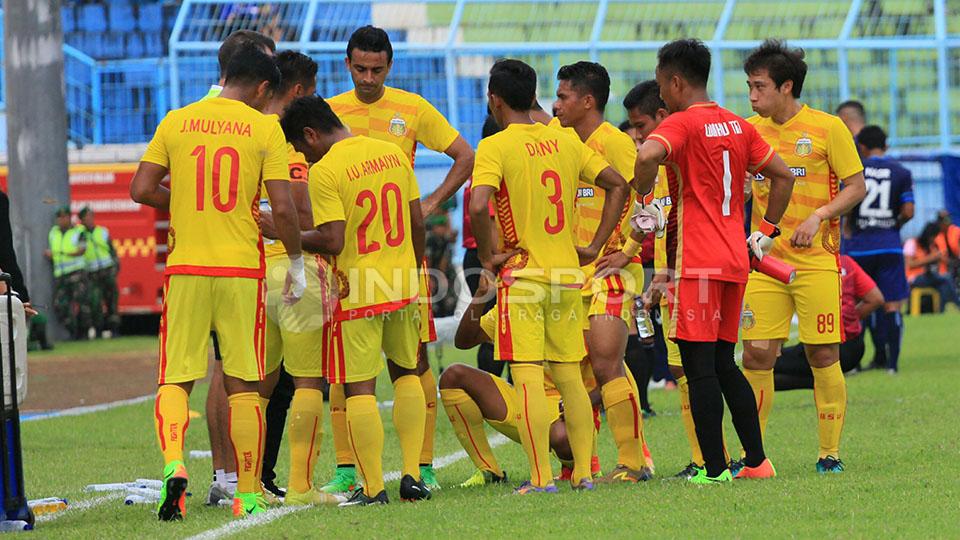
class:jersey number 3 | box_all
[356,183,406,255]
[541,170,564,234]
[192,145,240,212]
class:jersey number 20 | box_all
[356,183,406,254]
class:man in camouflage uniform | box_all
[78,207,120,337]
[46,206,90,339]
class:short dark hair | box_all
[623,80,665,117]
[657,39,711,88]
[276,51,318,94]
[857,125,887,150]
[837,100,866,121]
[281,95,344,142]
[618,120,631,132]
[557,61,610,112]
[481,114,501,138]
[223,43,281,90]
[743,39,807,99]
[488,59,537,112]
[347,25,393,63]
[218,30,276,77]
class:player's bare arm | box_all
[257,184,314,239]
[454,273,494,350]
[595,227,645,279]
[755,152,795,225]
[898,201,915,228]
[857,285,884,320]
[632,139,668,196]
[300,220,345,256]
[410,199,426,264]
[578,166,629,266]
[468,184,498,273]
[422,136,474,217]
[130,162,172,210]
[792,171,865,248]
[263,179,302,259]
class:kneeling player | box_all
[282,96,429,506]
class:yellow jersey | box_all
[263,141,310,259]
[652,166,672,272]
[472,122,610,285]
[309,136,421,320]
[141,96,289,277]
[748,105,862,271]
[327,86,460,167]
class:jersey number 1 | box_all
[192,145,240,212]
[356,183,406,254]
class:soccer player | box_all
[846,125,913,373]
[470,59,629,492]
[323,25,475,493]
[131,44,306,519]
[254,51,344,506]
[551,61,651,482]
[633,39,796,483]
[281,95,429,506]
[200,29,277,506]
[740,40,866,474]
[625,80,710,478]
[836,100,866,139]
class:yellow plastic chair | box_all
[909,287,940,316]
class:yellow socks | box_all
[743,368,775,441]
[812,363,846,458]
[419,369,438,466]
[677,376,704,466]
[346,394,385,495]
[329,383,353,466]
[287,388,324,494]
[549,362,593,484]
[392,375,426,479]
[440,388,503,476]
[511,363,553,487]
[600,376,643,470]
[155,385,189,464]
[227,392,264,494]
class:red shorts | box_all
[667,278,745,343]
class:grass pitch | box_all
[21,313,960,539]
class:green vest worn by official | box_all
[48,226,85,277]
[82,225,115,271]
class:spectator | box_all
[836,100,866,138]
[78,207,120,337]
[935,210,960,280]
[775,255,884,385]
[425,200,458,318]
[46,206,90,339]
[904,222,960,311]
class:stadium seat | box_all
[61,6,76,34]
[137,2,163,32]
[910,287,940,316]
[108,1,136,33]
[125,32,145,59]
[81,3,108,34]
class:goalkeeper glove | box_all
[747,218,781,261]
[631,190,666,237]
[284,255,307,305]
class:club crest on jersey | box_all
[389,114,406,137]
[740,304,755,330]
[795,136,813,157]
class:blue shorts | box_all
[851,252,909,302]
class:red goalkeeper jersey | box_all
[648,102,775,283]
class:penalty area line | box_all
[186,434,511,540]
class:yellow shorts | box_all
[263,256,332,378]
[741,270,843,345]
[325,302,420,384]
[418,263,436,343]
[485,372,561,444]
[494,279,585,363]
[582,262,645,330]
[659,300,682,368]
[159,274,265,384]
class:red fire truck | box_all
[0,163,166,316]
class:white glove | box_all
[630,198,666,238]
[284,255,307,305]
[747,219,780,261]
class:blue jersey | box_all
[845,156,914,255]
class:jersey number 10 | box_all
[192,145,240,212]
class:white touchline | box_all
[23,395,154,422]
[36,492,125,523]
[186,434,511,540]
